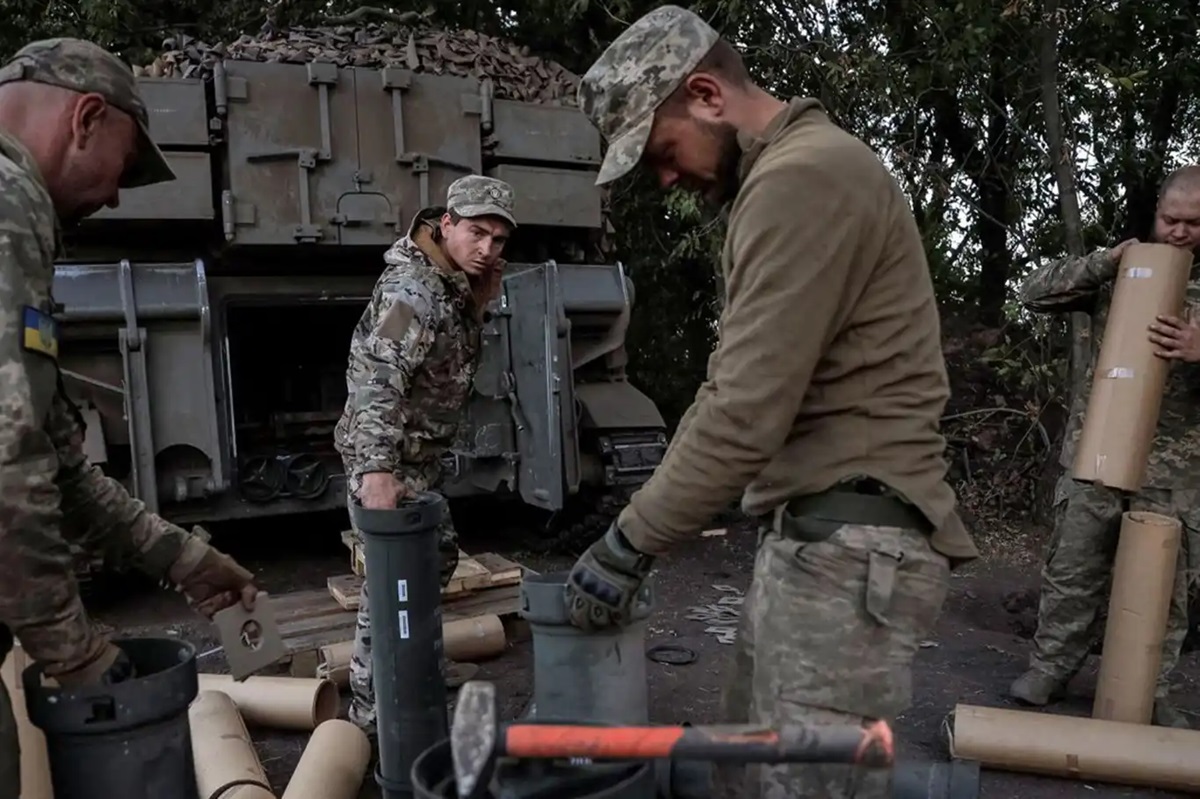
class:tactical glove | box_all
[53,641,136,688]
[565,521,655,631]
[168,538,259,619]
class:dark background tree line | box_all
[3,0,1197,539]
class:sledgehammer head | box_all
[452,680,499,799]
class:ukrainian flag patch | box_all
[22,305,59,360]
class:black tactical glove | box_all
[565,521,655,631]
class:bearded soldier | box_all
[563,7,977,799]
[333,175,516,736]
[0,38,260,791]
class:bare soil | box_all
[85,504,1199,799]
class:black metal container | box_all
[22,636,200,799]
[351,491,450,799]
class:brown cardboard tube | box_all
[189,690,276,799]
[198,674,339,731]
[946,704,1200,792]
[279,719,371,799]
[2,645,53,799]
[315,614,507,687]
[444,614,508,661]
[316,641,353,688]
[1094,511,1181,723]
[1073,242,1194,491]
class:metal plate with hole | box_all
[212,591,288,680]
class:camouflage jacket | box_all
[0,129,196,676]
[333,208,485,490]
[1019,247,1200,490]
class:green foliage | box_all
[0,0,1195,427]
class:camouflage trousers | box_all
[1029,474,1200,696]
[714,522,951,799]
[343,472,461,733]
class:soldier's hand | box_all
[54,642,136,688]
[564,521,655,632]
[1106,238,1139,264]
[168,539,260,619]
[1150,313,1200,362]
[358,471,412,509]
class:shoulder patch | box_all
[377,300,416,342]
[22,305,58,359]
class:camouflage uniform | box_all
[0,38,233,788]
[573,8,976,798]
[1016,248,1200,724]
[332,175,516,733]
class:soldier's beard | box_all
[696,119,743,208]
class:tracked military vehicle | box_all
[52,24,667,541]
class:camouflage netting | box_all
[134,22,582,107]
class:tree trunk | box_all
[1037,0,1089,390]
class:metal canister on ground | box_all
[22,636,200,799]
[519,570,653,725]
[351,492,451,799]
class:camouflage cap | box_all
[578,5,720,186]
[447,175,517,227]
[0,37,175,189]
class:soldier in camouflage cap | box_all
[1012,165,1200,729]
[0,36,259,789]
[569,7,976,799]
[0,38,176,205]
[334,174,516,740]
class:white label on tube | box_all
[1125,267,1153,278]
[398,609,410,639]
[397,579,408,603]
[1106,367,1133,379]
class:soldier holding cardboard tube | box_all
[1013,164,1200,727]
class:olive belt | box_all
[775,479,933,543]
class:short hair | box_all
[660,38,752,113]
[1159,165,1200,200]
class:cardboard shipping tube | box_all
[279,719,371,799]
[1,644,53,799]
[946,703,1200,793]
[1072,242,1194,491]
[198,673,339,731]
[189,690,276,799]
[1093,511,1181,723]
[316,614,508,687]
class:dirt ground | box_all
[86,502,1200,799]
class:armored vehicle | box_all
[53,29,667,541]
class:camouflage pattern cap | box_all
[0,37,176,188]
[578,5,719,186]
[447,175,517,227]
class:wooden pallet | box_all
[327,552,524,612]
[272,579,526,677]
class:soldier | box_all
[563,7,978,798]
[0,37,260,789]
[333,174,516,737]
[1011,165,1200,727]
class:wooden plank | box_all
[274,580,522,659]
[327,550,520,611]
[471,553,523,586]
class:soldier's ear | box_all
[70,93,108,147]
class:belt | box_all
[778,478,933,543]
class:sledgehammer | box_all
[450,680,896,799]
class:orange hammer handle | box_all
[501,721,894,767]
